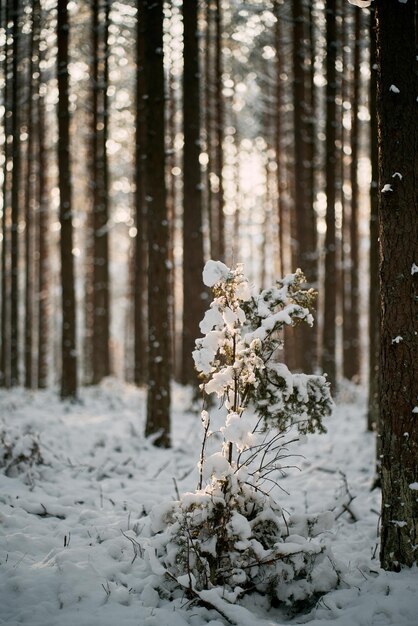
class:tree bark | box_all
[344,7,361,382]
[92,0,111,384]
[291,0,317,373]
[144,0,171,447]
[181,0,206,385]
[376,0,418,571]
[0,0,10,388]
[10,0,21,386]
[134,0,148,386]
[24,5,35,389]
[321,0,337,389]
[57,0,77,399]
[368,5,379,432]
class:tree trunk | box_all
[214,0,224,262]
[368,5,379,433]
[344,7,361,382]
[144,0,171,447]
[36,0,49,389]
[134,0,148,386]
[24,5,35,389]
[10,0,21,387]
[0,0,10,388]
[92,0,111,384]
[57,0,77,399]
[321,0,337,389]
[292,0,317,373]
[181,0,206,386]
[376,0,418,571]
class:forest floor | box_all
[0,379,417,626]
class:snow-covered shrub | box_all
[146,261,336,611]
[0,423,43,478]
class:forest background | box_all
[0,0,417,580]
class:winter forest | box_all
[0,0,417,624]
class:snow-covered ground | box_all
[0,379,417,626]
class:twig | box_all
[172,477,180,500]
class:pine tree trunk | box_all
[144,0,171,447]
[292,0,317,373]
[344,7,361,382]
[32,0,49,389]
[92,0,111,384]
[321,0,337,389]
[24,7,35,389]
[368,5,379,433]
[134,0,148,386]
[274,0,285,280]
[214,0,224,262]
[181,0,206,386]
[57,0,77,399]
[10,0,21,387]
[376,0,418,571]
[0,0,10,388]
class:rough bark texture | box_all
[134,0,147,386]
[376,0,418,571]
[291,0,317,373]
[57,0,77,399]
[181,0,206,386]
[144,0,171,448]
[368,6,379,432]
[321,0,337,389]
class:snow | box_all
[202,260,230,287]
[411,263,418,275]
[1,380,418,625]
[381,184,393,193]
[347,0,372,7]
[392,336,403,344]
[389,85,400,94]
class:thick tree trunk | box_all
[181,0,206,386]
[321,0,337,389]
[376,0,418,571]
[57,0,77,399]
[144,0,171,447]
